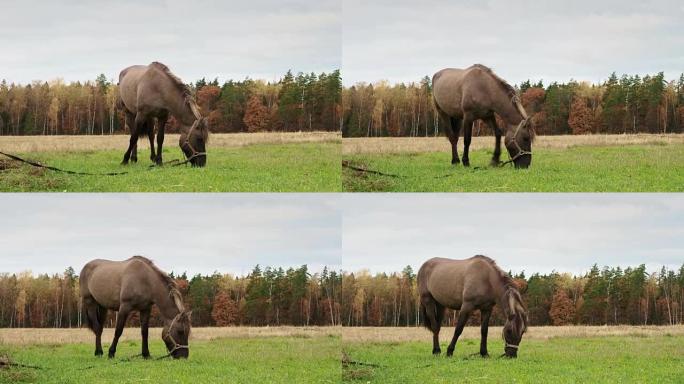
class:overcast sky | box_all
[343,0,684,86]
[343,194,684,276]
[0,194,341,276]
[0,0,340,84]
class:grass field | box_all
[342,134,684,192]
[342,326,684,383]
[0,132,340,192]
[0,327,340,384]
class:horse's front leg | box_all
[479,307,492,357]
[446,303,473,357]
[108,303,132,358]
[155,119,166,165]
[148,127,156,162]
[487,116,502,166]
[461,116,474,167]
[140,308,151,359]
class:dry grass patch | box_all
[0,326,341,345]
[0,131,340,153]
[342,325,684,343]
[343,133,684,155]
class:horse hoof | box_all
[462,161,470,167]
[95,351,103,357]
[121,161,128,166]
[432,349,441,356]
[446,350,454,358]
[108,352,116,359]
[142,354,151,360]
[481,353,490,358]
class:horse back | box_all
[419,256,497,310]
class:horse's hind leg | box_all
[436,105,461,165]
[108,303,132,359]
[83,296,105,356]
[446,302,474,357]
[447,116,462,165]
[121,112,136,165]
[421,294,443,355]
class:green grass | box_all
[0,142,340,192]
[342,335,684,383]
[343,144,684,192]
[0,335,340,384]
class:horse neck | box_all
[162,79,198,126]
[154,286,182,322]
[489,83,525,128]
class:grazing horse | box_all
[432,64,535,168]
[418,255,528,358]
[79,256,192,359]
[117,62,209,167]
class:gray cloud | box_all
[0,194,341,276]
[0,0,340,84]
[342,194,684,275]
[342,0,684,85]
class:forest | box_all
[340,264,684,327]
[342,72,684,137]
[1,263,683,329]
[0,265,342,328]
[0,69,341,136]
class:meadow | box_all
[342,325,684,383]
[342,133,684,192]
[0,132,341,192]
[0,326,341,384]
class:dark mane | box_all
[149,62,202,121]
[470,64,517,96]
[473,254,515,288]
[130,255,182,304]
[150,62,192,100]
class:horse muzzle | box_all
[191,154,206,168]
[513,154,531,169]
[172,348,189,359]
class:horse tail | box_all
[420,294,444,331]
[420,301,431,331]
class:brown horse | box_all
[418,255,528,358]
[432,64,534,168]
[117,62,209,167]
[79,256,192,359]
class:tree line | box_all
[3,263,682,328]
[0,265,341,328]
[342,72,684,137]
[340,264,684,327]
[0,69,341,136]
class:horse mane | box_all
[471,64,517,97]
[130,256,184,311]
[473,255,527,325]
[472,255,515,287]
[149,62,203,121]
